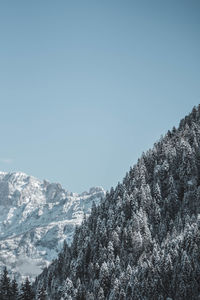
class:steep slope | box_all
[35,105,200,300]
[0,172,105,282]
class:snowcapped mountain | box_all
[0,171,105,282]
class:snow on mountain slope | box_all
[0,171,105,281]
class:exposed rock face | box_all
[0,172,105,281]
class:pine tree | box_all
[20,277,35,300]
[37,285,47,300]
[0,266,12,300]
[10,278,18,300]
[97,287,105,300]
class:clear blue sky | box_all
[0,0,199,193]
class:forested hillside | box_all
[35,106,200,299]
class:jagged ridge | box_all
[0,172,105,282]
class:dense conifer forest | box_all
[1,106,200,299]
[34,106,200,299]
[0,267,35,299]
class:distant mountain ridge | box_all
[0,171,105,282]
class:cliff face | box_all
[0,171,105,282]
